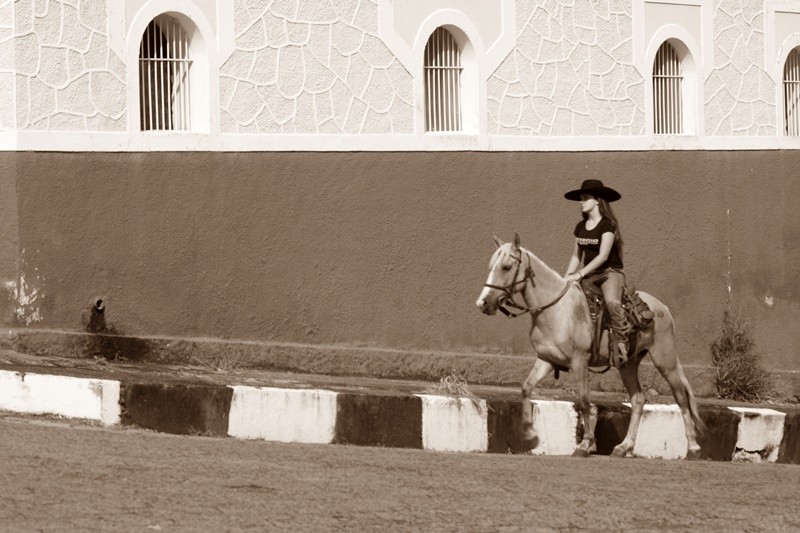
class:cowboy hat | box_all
[564,179,622,202]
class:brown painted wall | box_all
[2,151,798,369]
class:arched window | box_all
[139,14,192,131]
[652,41,683,135]
[783,47,800,136]
[424,27,462,132]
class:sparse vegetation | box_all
[710,308,772,402]
[424,370,487,414]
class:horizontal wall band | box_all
[0,369,798,463]
[4,130,800,152]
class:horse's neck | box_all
[521,248,566,306]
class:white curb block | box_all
[0,370,121,425]
[417,394,488,453]
[227,386,338,444]
[729,407,786,462]
[629,403,688,460]
[528,400,579,455]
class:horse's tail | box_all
[678,362,707,437]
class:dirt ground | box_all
[1,413,798,531]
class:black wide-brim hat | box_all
[564,179,621,202]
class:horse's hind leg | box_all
[612,357,645,458]
[521,358,554,447]
[651,337,703,459]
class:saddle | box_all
[579,279,655,369]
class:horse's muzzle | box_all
[476,296,500,315]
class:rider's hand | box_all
[565,272,582,283]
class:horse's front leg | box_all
[611,358,645,458]
[520,358,554,447]
[571,355,597,457]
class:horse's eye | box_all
[502,265,512,271]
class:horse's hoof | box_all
[571,448,590,458]
[611,446,628,458]
[686,448,702,461]
[521,432,539,449]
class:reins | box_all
[483,250,572,319]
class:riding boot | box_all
[606,301,632,366]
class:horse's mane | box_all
[521,247,563,281]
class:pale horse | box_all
[475,234,705,458]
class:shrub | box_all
[710,308,771,402]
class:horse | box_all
[475,233,705,458]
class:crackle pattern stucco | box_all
[704,0,776,135]
[219,0,414,134]
[0,0,126,131]
[0,0,15,129]
[487,0,646,136]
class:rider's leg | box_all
[601,270,631,362]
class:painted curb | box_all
[417,394,488,453]
[228,386,337,444]
[729,407,786,462]
[628,403,688,460]
[778,411,800,464]
[1,370,798,463]
[120,383,232,436]
[527,400,579,456]
[0,369,120,425]
[334,392,422,449]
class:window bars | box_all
[652,41,682,135]
[139,15,192,131]
[784,48,800,136]
[424,27,462,132]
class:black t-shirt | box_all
[574,217,623,271]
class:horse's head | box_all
[476,233,531,315]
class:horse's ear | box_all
[513,232,521,249]
[493,234,503,248]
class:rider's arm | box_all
[565,240,582,276]
[578,232,615,277]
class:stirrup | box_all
[612,340,629,367]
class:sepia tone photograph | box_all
[0,0,798,530]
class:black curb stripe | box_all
[489,400,747,458]
[120,383,233,436]
[486,398,529,454]
[696,407,740,461]
[593,404,630,455]
[777,411,800,464]
[333,393,422,449]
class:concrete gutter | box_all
[0,367,797,463]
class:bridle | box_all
[483,249,572,318]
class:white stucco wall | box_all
[3,0,800,148]
[487,0,646,136]
[0,0,14,130]
[704,0,775,135]
[4,0,126,131]
[219,0,414,134]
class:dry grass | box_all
[424,370,487,414]
[3,416,799,531]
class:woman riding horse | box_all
[475,184,705,458]
[563,179,631,364]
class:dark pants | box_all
[589,269,631,343]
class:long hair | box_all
[599,198,623,259]
[583,197,624,259]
